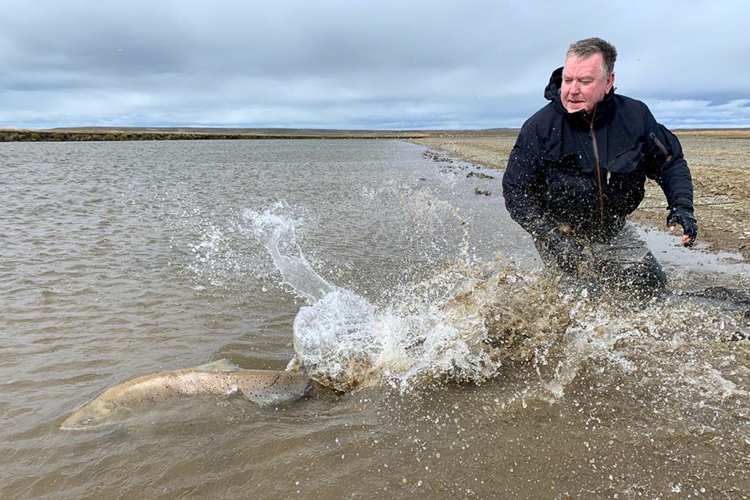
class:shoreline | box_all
[0,127,520,142]
[0,129,433,142]
[408,131,750,261]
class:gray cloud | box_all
[1,0,749,129]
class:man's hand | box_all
[667,205,697,247]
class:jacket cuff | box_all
[669,198,694,211]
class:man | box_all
[502,37,697,294]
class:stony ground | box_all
[410,130,750,261]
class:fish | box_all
[60,360,311,430]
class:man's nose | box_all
[569,81,580,93]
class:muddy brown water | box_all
[1,140,749,499]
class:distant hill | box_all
[0,127,521,142]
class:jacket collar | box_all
[545,66,616,127]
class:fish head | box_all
[60,399,118,430]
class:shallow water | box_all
[1,139,749,499]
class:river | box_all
[1,139,749,499]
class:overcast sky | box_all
[1,0,749,130]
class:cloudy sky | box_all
[1,0,749,130]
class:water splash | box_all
[244,202,750,407]
[245,203,503,392]
[245,202,336,304]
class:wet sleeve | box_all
[502,124,557,239]
[643,108,694,210]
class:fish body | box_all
[61,362,311,430]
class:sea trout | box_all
[60,360,311,430]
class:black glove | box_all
[667,205,698,247]
[542,227,584,272]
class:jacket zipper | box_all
[588,105,605,231]
[650,133,673,162]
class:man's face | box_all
[561,53,614,114]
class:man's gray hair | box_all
[566,37,617,79]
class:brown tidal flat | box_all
[410,130,750,261]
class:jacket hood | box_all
[544,67,565,102]
[544,66,616,124]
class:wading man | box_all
[502,37,697,294]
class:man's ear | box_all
[606,72,615,93]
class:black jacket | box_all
[502,67,694,243]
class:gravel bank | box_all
[410,130,750,261]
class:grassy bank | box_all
[0,128,441,142]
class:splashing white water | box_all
[245,203,336,304]
[244,203,498,391]
[243,202,750,404]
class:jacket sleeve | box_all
[502,122,558,239]
[643,108,694,210]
